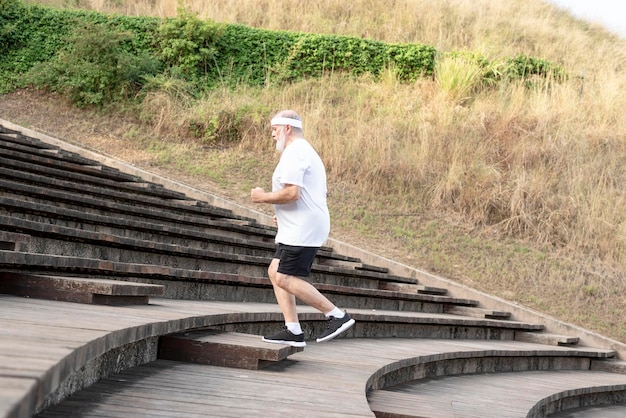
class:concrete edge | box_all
[2,118,625,359]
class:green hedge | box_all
[209,25,436,85]
[0,0,565,104]
[0,1,160,95]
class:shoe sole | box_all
[262,337,306,347]
[316,318,355,343]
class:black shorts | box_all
[274,244,319,278]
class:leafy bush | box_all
[504,54,567,81]
[0,0,23,55]
[26,21,161,106]
[0,2,166,95]
[158,9,224,81]
[385,43,437,81]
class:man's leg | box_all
[270,265,355,343]
[262,258,307,347]
[268,258,299,322]
[271,270,334,314]
[263,247,355,345]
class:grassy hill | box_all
[3,0,626,342]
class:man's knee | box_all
[268,259,279,281]
[274,272,292,288]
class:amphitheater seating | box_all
[1,119,626,417]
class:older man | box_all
[250,110,355,347]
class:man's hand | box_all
[251,184,300,204]
[251,187,266,203]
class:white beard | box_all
[276,131,286,153]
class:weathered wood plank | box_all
[370,370,626,418]
[516,331,580,346]
[0,273,163,305]
[444,305,511,319]
[158,329,303,369]
[0,377,38,418]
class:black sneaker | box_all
[262,326,306,347]
[316,312,355,343]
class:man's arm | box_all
[251,184,301,204]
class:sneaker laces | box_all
[324,316,337,328]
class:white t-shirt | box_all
[272,138,330,247]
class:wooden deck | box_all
[370,370,626,417]
[36,338,626,417]
[1,294,624,417]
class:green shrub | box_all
[385,43,437,81]
[0,2,161,95]
[26,21,161,106]
[158,9,224,81]
[0,0,23,55]
[504,54,567,81]
[211,24,296,86]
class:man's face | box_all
[271,125,284,140]
[272,125,287,152]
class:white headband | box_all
[271,117,303,129]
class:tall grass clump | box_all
[435,53,486,102]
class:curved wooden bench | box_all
[0,296,549,417]
[26,327,623,418]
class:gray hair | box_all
[274,110,303,135]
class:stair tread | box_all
[159,329,303,370]
[369,370,626,418]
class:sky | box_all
[547,0,626,38]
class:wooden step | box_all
[0,170,241,221]
[516,331,580,346]
[1,155,189,200]
[355,263,389,273]
[0,214,418,288]
[158,329,303,370]
[369,369,626,418]
[0,230,31,252]
[0,273,164,305]
[591,359,626,374]
[380,282,448,295]
[444,305,511,319]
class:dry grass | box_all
[20,0,626,343]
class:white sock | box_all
[325,307,345,319]
[285,322,303,335]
